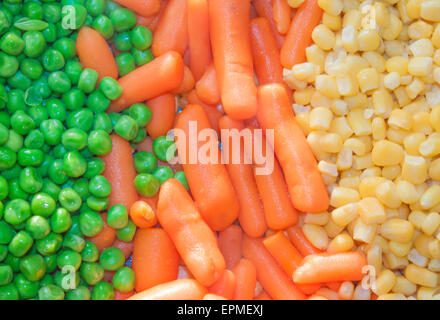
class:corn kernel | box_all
[358,197,386,225]
[367,244,383,274]
[408,57,433,77]
[417,286,438,300]
[396,180,420,204]
[409,39,434,57]
[291,63,318,82]
[343,137,365,156]
[405,264,438,287]
[392,276,417,296]
[412,110,432,135]
[401,155,428,184]
[287,0,305,8]
[400,75,413,86]
[407,0,422,19]
[358,29,381,52]
[371,117,386,141]
[389,241,412,257]
[408,20,434,40]
[306,45,325,71]
[395,87,412,106]
[380,218,414,243]
[376,181,402,209]
[302,224,329,250]
[408,211,427,230]
[383,72,401,90]
[428,259,440,272]
[338,281,355,300]
[317,0,343,15]
[353,154,373,170]
[357,68,380,92]
[320,133,343,153]
[408,248,428,267]
[429,158,440,180]
[328,233,354,253]
[352,283,371,300]
[386,56,409,75]
[311,91,333,109]
[420,0,440,22]
[315,74,340,99]
[312,24,336,51]
[359,177,386,198]
[330,187,360,207]
[377,293,407,300]
[371,140,404,167]
[308,131,330,159]
[296,112,311,135]
[372,89,393,118]
[384,252,409,270]
[324,217,345,238]
[322,13,342,31]
[382,166,401,180]
[384,40,407,57]
[347,108,372,136]
[403,132,425,155]
[382,14,403,41]
[303,212,329,226]
[353,218,377,243]
[330,99,348,116]
[318,160,338,178]
[309,107,333,131]
[373,269,396,296]
[360,167,382,180]
[419,135,440,157]
[420,185,440,210]
[429,239,440,259]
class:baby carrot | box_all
[252,0,285,48]
[203,293,228,300]
[151,0,188,57]
[145,93,176,139]
[132,228,180,292]
[233,259,257,300]
[174,104,239,231]
[140,194,159,214]
[208,270,236,300]
[129,200,157,229]
[209,0,258,120]
[76,27,118,80]
[242,235,306,300]
[297,283,322,295]
[293,252,367,284]
[111,238,134,260]
[218,225,243,270]
[171,65,195,94]
[109,51,184,113]
[187,0,212,81]
[280,0,323,68]
[255,291,272,300]
[218,117,267,237]
[257,84,329,213]
[136,0,168,32]
[326,281,343,291]
[112,0,160,17]
[157,178,226,286]
[101,135,138,209]
[286,225,321,256]
[128,279,207,300]
[272,0,291,34]
[87,214,116,252]
[195,63,220,106]
[187,90,223,134]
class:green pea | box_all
[0,176,8,200]
[48,159,68,185]
[107,204,128,229]
[61,4,87,29]
[99,247,124,271]
[66,109,94,132]
[153,136,176,162]
[53,37,76,60]
[8,231,33,257]
[0,146,17,170]
[129,103,153,127]
[36,232,63,256]
[27,105,47,125]
[3,2,21,15]
[0,283,19,300]
[4,199,31,226]
[153,166,174,185]
[0,52,19,78]
[64,60,82,85]
[55,21,72,38]
[130,25,153,51]
[86,0,105,16]
[25,216,50,240]
[86,195,109,212]
[23,1,43,19]
[61,128,87,151]
[14,273,39,299]
[40,119,63,146]
[112,267,135,293]
[59,187,82,212]
[23,130,42,150]
[79,210,103,237]
[62,88,86,111]
[108,112,121,128]
[80,262,104,286]
[86,90,110,113]
[43,3,61,23]
[19,58,42,80]
[48,71,71,93]
[20,254,46,282]
[17,149,43,167]
[7,89,25,113]
[83,160,105,181]
[19,166,43,194]
[116,52,135,76]
[93,112,112,134]
[63,151,87,178]
[42,23,57,43]
[7,70,32,91]
[57,249,82,271]
[0,265,13,286]
[0,31,25,55]
[40,178,60,200]
[134,173,160,197]
[114,31,132,52]
[72,178,89,199]
[4,254,21,273]
[54,269,81,292]
[40,274,54,287]
[0,245,7,262]
[51,208,72,234]
[66,285,91,300]
[133,128,147,144]
[38,284,65,300]
[134,151,157,174]
[63,233,85,253]
[52,144,68,159]
[110,7,136,32]
[8,179,29,200]
[78,68,98,94]
[132,48,154,66]
[88,175,111,198]
[99,76,123,100]
[81,240,99,262]
[10,110,35,135]
[23,31,46,58]
[41,48,65,72]
[92,14,113,39]
[88,130,112,156]
[114,115,138,141]
[174,171,189,191]
[0,123,9,146]
[0,111,10,128]
[45,98,67,122]
[0,11,10,36]
[30,193,56,217]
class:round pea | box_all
[14,273,39,299]
[48,159,68,185]
[86,90,110,113]
[53,37,76,60]
[38,284,65,300]
[116,220,136,242]
[48,71,71,93]
[86,195,109,212]
[19,166,43,194]
[23,31,46,58]
[0,146,17,170]
[98,76,123,100]
[107,204,128,229]
[88,130,112,156]
[134,151,157,174]
[20,254,46,282]
[35,232,63,256]
[134,173,160,197]
[174,171,189,190]
[57,249,82,271]
[130,25,152,51]
[0,176,8,200]
[18,149,44,167]
[113,267,135,293]
[0,283,19,300]
[109,7,136,32]
[153,166,174,185]
[88,175,111,198]
[80,262,104,285]
[78,68,98,93]
[116,52,135,77]
[66,285,91,300]
[92,14,114,39]
[8,231,33,257]
[153,136,176,162]
[43,3,62,23]
[41,49,65,72]
[61,128,88,151]
[58,188,82,212]
[81,240,99,263]
[0,265,13,286]
[93,112,112,133]
[23,1,43,19]
[20,58,43,80]
[64,60,82,85]
[0,31,24,56]
[25,216,50,240]
[30,193,56,217]
[114,115,138,141]
[63,151,87,178]
[79,210,103,237]
[4,199,31,226]
[99,247,125,271]
[62,88,86,111]
[132,48,154,66]
[40,119,64,145]
[61,4,87,29]
[86,0,105,16]
[128,103,152,127]
[0,52,19,78]
[50,208,72,234]
[114,31,132,51]
[91,281,114,300]
[62,233,85,253]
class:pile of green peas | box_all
[0,0,188,301]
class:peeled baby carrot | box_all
[171,65,195,94]
[252,0,285,48]
[109,51,184,113]
[203,293,228,300]
[157,179,226,286]
[297,283,322,295]
[208,270,236,300]
[293,252,367,284]
[145,93,176,139]
[112,0,160,17]
[112,239,133,260]
[286,225,321,256]
[233,259,257,300]
[136,0,168,32]
[242,235,306,300]
[272,0,291,34]
[187,90,223,134]
[247,126,298,230]
[102,135,138,209]
[128,279,207,300]
[218,224,243,270]
[129,200,157,229]
[280,0,323,68]
[187,0,212,81]
[218,117,267,237]
[115,290,134,300]
[87,214,116,252]
[255,291,272,300]
[174,104,239,231]
[257,84,329,213]
[132,228,180,292]
[151,0,188,56]
[76,27,118,80]
[209,0,258,120]
[140,194,159,214]
[195,63,220,106]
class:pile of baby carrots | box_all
[78,0,369,300]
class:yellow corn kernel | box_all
[330,99,348,116]
[352,283,371,300]
[406,0,422,19]
[344,92,368,109]
[401,155,428,184]
[392,276,417,296]
[382,13,403,41]
[408,248,428,267]
[371,117,386,141]
[428,259,440,272]
[420,185,440,210]
[318,160,338,178]
[376,181,402,209]
[429,158,440,180]
[417,287,438,300]
[291,63,318,82]
[356,68,380,93]
[386,56,409,75]
[283,69,307,90]
[327,233,354,253]
[312,24,335,51]
[412,111,432,135]
[403,132,425,156]
[372,89,393,118]
[409,39,434,57]
[296,112,311,135]
[307,131,330,160]
[324,217,345,238]
[386,127,409,145]
[433,25,440,49]
[347,108,372,136]
[405,78,425,99]
[405,264,438,288]
[321,133,343,154]
[343,138,365,156]
[408,57,433,77]
[359,177,386,198]
[414,233,431,257]
[363,52,386,73]
[380,218,414,243]
[373,269,396,296]
[358,29,381,52]
[309,107,333,131]
[315,75,340,99]
[338,281,354,300]
[382,166,401,180]
[429,107,440,131]
[330,187,360,208]
[374,2,390,25]
[336,147,353,171]
[306,45,325,71]
[339,175,360,189]
[408,211,427,230]
[383,72,401,91]
[384,252,409,270]
[352,218,377,244]
[395,87,411,107]
[317,0,343,15]
[420,0,440,22]
[421,212,440,236]
[303,212,329,226]
[353,154,373,170]
[408,20,434,40]
[322,13,341,31]
[336,74,359,98]
[389,241,412,257]
[377,293,406,300]
[371,140,404,167]
[388,109,413,131]
[287,0,305,8]
[419,135,440,157]
[340,25,359,53]
[293,88,314,106]
[358,197,386,225]
[367,244,382,274]
[400,75,413,86]
[360,167,382,180]
[384,40,407,58]
[396,180,420,204]
[331,202,358,229]
[302,224,329,250]
[428,239,440,259]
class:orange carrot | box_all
[280,0,323,68]
[112,239,134,260]
[187,0,212,81]
[115,290,134,300]
[140,194,159,214]
[195,63,220,106]
[87,214,116,252]
[255,291,272,300]
[218,117,267,237]
[132,228,180,292]
[174,104,239,231]
[128,279,207,300]
[218,224,243,270]
[208,270,236,300]
[129,200,157,229]
[76,27,118,80]
[113,0,160,17]
[233,259,257,300]
[187,90,223,134]
[287,225,321,256]
[257,84,329,213]
[252,0,285,48]
[297,283,322,295]
[157,179,226,286]
[272,0,291,34]
[326,281,343,292]
[136,0,168,32]
[247,126,298,230]
[101,135,138,209]
[109,51,184,113]
[171,65,195,94]
[203,293,228,300]
[209,0,258,120]
[242,235,306,300]
[293,252,367,284]
[145,93,176,139]
[151,0,188,57]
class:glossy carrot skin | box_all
[109,51,184,113]
[195,64,220,105]
[287,225,322,256]
[171,65,195,94]
[101,135,138,209]
[174,104,239,231]
[209,0,258,120]
[218,224,243,270]
[280,0,323,68]
[151,0,188,56]
[208,269,236,300]
[146,93,176,139]
[157,179,226,286]
[257,84,329,213]
[187,90,223,134]
[132,228,180,292]
[76,27,118,80]
[136,0,169,32]
[128,279,207,300]
[187,0,212,81]
[113,0,160,17]
[242,235,306,300]
[218,117,267,237]
[87,213,116,252]
[129,200,157,229]
[272,0,291,34]
[252,0,285,48]
[233,259,257,300]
